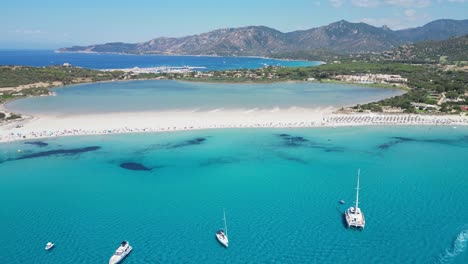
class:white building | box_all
[335,74,407,84]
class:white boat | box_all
[344,169,366,230]
[45,242,54,251]
[215,209,229,248]
[109,240,132,264]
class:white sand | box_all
[1,107,467,143]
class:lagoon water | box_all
[6,80,404,115]
[0,50,319,70]
[0,127,467,263]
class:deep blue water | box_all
[0,50,319,70]
[0,127,467,263]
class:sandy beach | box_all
[1,107,467,143]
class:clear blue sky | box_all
[1,0,467,49]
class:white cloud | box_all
[351,0,380,6]
[359,8,430,29]
[329,0,444,7]
[329,0,463,8]
[404,9,416,17]
[384,0,431,7]
[329,0,344,7]
[8,29,44,35]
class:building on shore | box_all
[411,102,440,111]
[334,74,407,85]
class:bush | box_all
[6,113,21,120]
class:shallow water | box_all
[0,126,467,263]
[6,80,404,115]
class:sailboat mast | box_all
[223,209,228,237]
[355,169,360,209]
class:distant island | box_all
[58,19,468,57]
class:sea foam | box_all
[438,229,468,263]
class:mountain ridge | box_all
[59,19,468,56]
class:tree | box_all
[6,113,21,120]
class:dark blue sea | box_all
[0,50,319,70]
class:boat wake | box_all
[438,229,468,263]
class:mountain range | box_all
[58,19,468,56]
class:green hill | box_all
[380,35,468,63]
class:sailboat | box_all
[344,169,366,230]
[215,209,229,247]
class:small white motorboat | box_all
[109,240,132,264]
[45,242,54,251]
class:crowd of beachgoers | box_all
[325,114,468,126]
[1,111,467,143]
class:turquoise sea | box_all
[1,127,467,263]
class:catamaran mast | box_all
[355,169,360,210]
[223,209,228,237]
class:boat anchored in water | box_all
[109,240,132,264]
[215,209,229,248]
[45,242,54,251]
[344,169,366,230]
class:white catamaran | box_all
[215,209,229,248]
[344,169,366,230]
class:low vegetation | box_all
[270,49,341,63]
[0,66,126,88]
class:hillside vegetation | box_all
[380,35,468,63]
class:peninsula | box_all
[1,32,467,142]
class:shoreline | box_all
[1,77,408,113]
[54,50,321,63]
[1,109,467,143]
